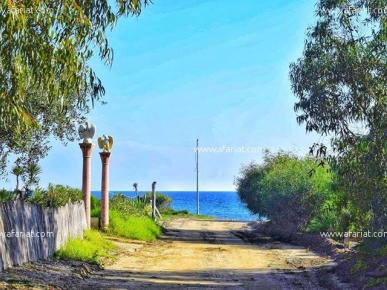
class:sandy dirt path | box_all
[98,218,338,289]
[0,217,347,289]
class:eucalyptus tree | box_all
[289,0,387,229]
[0,0,150,178]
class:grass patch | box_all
[55,230,117,265]
[107,209,162,241]
[89,194,211,241]
[160,208,215,221]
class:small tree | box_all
[11,165,23,191]
[11,165,24,199]
[23,163,42,197]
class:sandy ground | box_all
[0,217,349,289]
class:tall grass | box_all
[56,230,117,265]
[110,193,151,216]
[108,209,162,240]
[90,194,162,240]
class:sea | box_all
[91,191,259,221]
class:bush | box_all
[90,195,101,217]
[110,193,151,216]
[91,195,101,210]
[29,184,83,207]
[91,207,101,218]
[143,192,172,210]
[155,192,172,210]
[55,230,117,265]
[235,150,340,234]
[0,189,16,202]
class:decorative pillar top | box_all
[98,135,114,152]
[99,151,111,164]
[79,143,94,157]
[78,122,96,143]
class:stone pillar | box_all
[100,152,111,230]
[79,143,94,229]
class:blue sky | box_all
[2,0,322,191]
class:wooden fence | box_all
[0,200,87,271]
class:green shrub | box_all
[307,197,360,234]
[155,192,172,210]
[0,189,16,202]
[109,192,172,217]
[56,230,117,265]
[108,209,162,241]
[90,195,101,217]
[91,207,101,218]
[29,184,83,207]
[110,193,151,216]
[143,192,172,210]
[235,150,339,234]
[91,195,101,210]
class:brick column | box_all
[79,143,94,229]
[100,152,111,230]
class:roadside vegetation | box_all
[1,186,199,266]
[55,230,117,266]
[160,208,214,221]
[60,191,209,265]
[235,2,387,288]
[90,193,162,241]
[0,183,83,206]
[55,192,165,266]
[29,184,83,207]
[235,149,387,288]
[235,150,351,237]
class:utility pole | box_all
[196,139,199,215]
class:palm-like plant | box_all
[24,162,42,189]
[23,162,42,198]
[11,165,24,191]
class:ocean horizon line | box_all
[91,190,237,192]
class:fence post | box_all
[152,181,156,220]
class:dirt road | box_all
[100,218,340,289]
[0,217,346,289]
